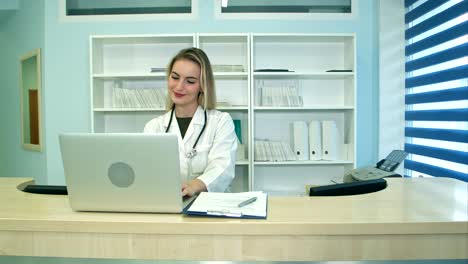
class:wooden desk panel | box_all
[0,177,467,261]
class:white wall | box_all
[378,0,405,175]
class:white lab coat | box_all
[143,105,238,192]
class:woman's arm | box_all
[196,112,238,193]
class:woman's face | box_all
[168,59,201,109]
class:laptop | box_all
[59,133,191,213]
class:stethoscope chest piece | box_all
[166,105,207,161]
[186,149,197,159]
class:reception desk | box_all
[0,177,467,261]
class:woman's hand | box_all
[181,179,207,197]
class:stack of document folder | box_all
[112,87,166,108]
[254,140,296,161]
[183,191,268,219]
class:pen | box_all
[238,197,257,207]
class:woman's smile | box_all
[174,92,185,97]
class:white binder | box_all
[292,121,309,160]
[308,121,322,160]
[321,120,338,160]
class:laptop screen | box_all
[59,133,184,213]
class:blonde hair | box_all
[165,47,216,111]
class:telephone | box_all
[343,150,408,183]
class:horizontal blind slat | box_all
[405,127,468,143]
[405,64,468,88]
[405,86,468,104]
[405,42,468,72]
[404,0,419,8]
[405,143,468,164]
[404,159,468,182]
[405,20,468,56]
[405,1,468,40]
[405,108,468,121]
[405,0,450,24]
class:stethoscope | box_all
[165,105,207,159]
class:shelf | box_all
[94,108,165,112]
[253,71,354,79]
[254,160,354,165]
[217,106,249,111]
[94,106,249,112]
[92,34,195,44]
[214,72,248,77]
[93,73,166,79]
[252,33,355,43]
[236,160,249,165]
[254,106,354,111]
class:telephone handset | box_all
[344,150,408,183]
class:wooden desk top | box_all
[1,177,467,261]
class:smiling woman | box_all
[19,48,42,152]
[144,47,238,197]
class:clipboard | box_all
[183,191,268,219]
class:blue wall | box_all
[0,0,47,182]
[1,0,379,185]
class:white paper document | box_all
[184,191,268,219]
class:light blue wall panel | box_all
[0,0,46,183]
[42,0,379,184]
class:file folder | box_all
[322,120,339,160]
[308,121,322,160]
[292,121,309,160]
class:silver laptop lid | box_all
[59,133,183,213]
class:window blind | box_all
[404,0,467,182]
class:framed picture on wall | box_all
[19,48,42,152]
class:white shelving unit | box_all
[90,33,356,195]
[251,34,356,196]
[197,33,251,192]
